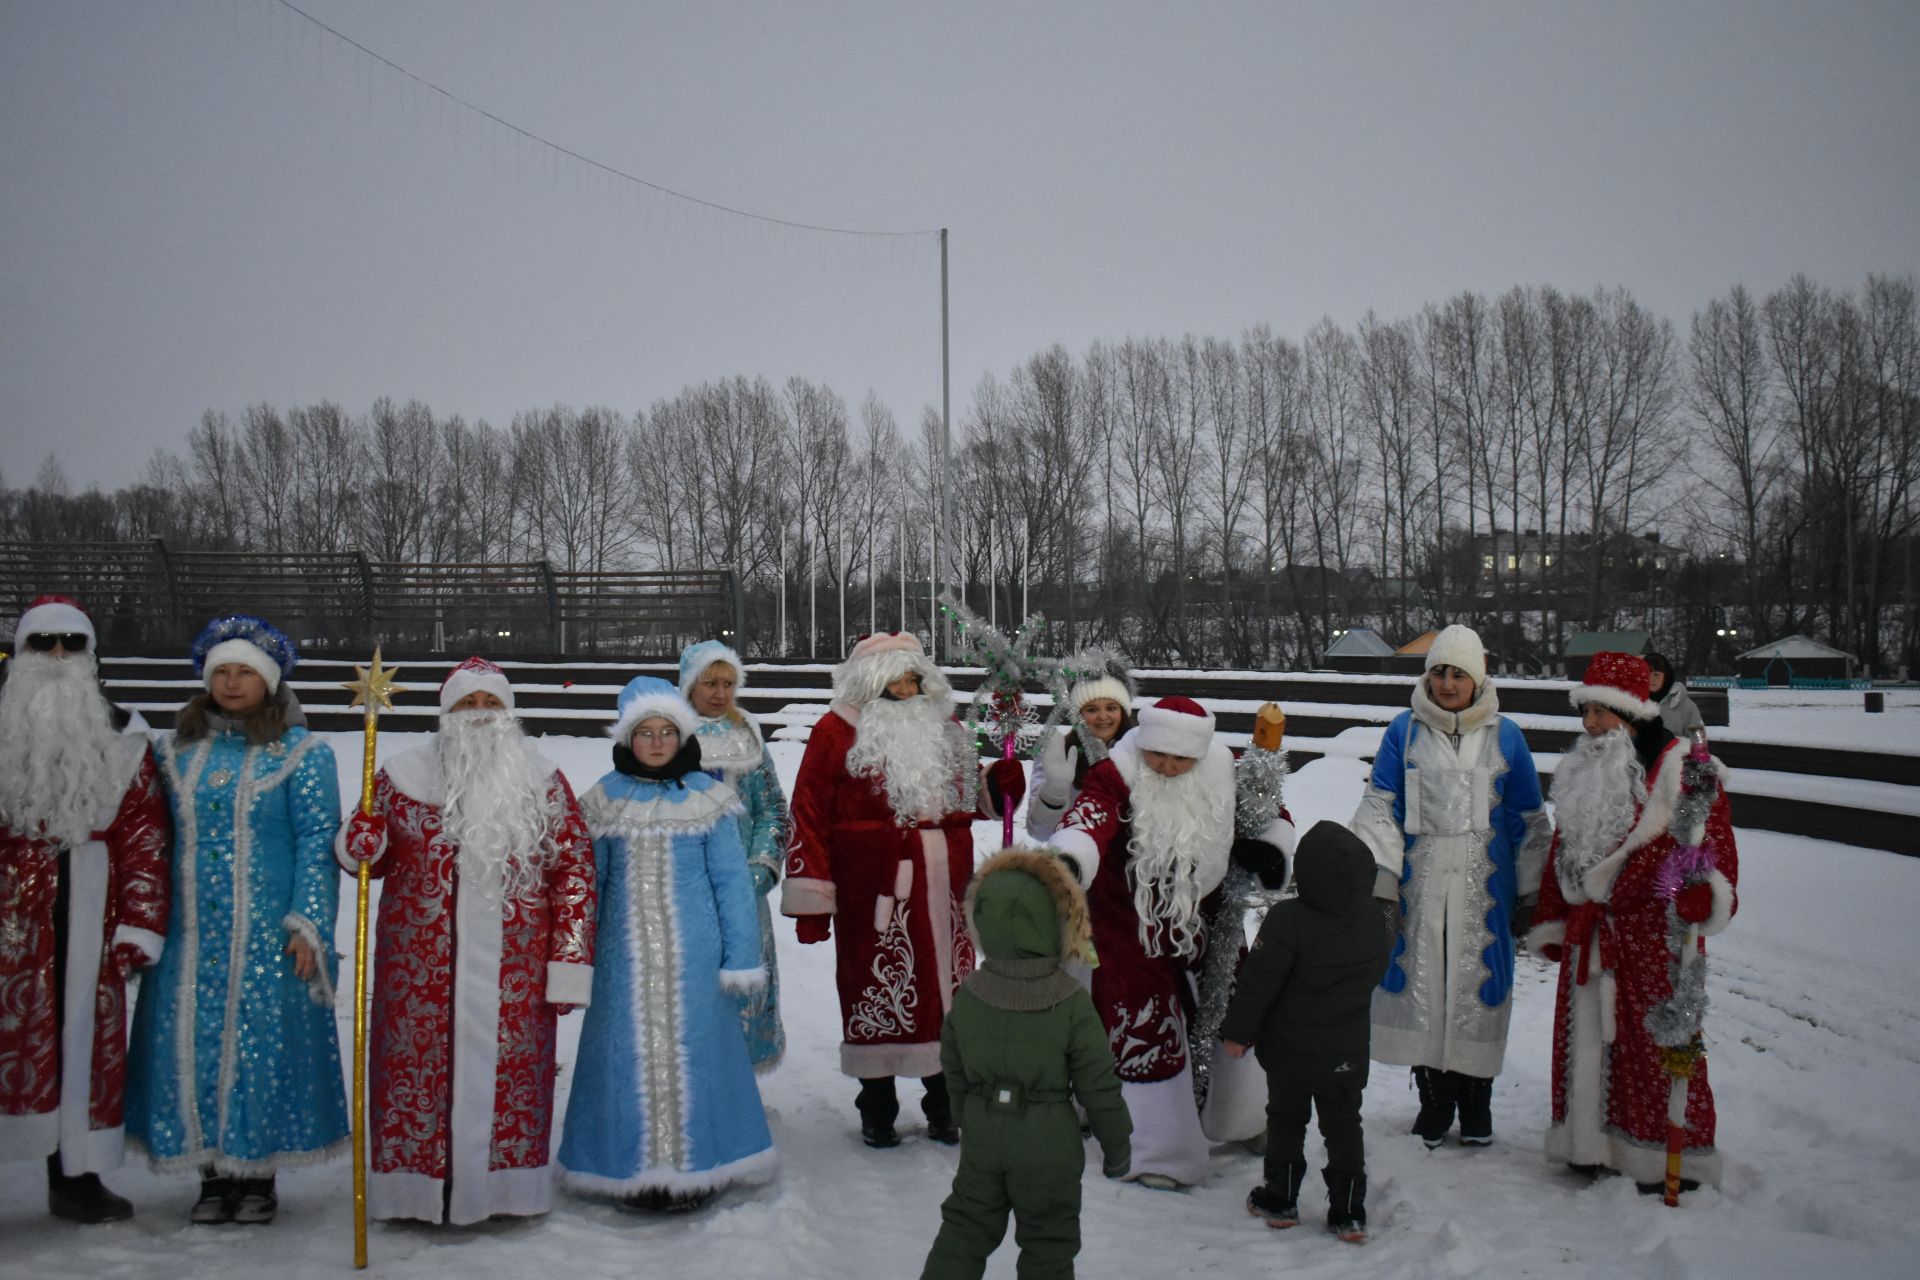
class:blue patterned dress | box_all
[126,721,349,1174]
[559,768,775,1197]
[693,712,790,1071]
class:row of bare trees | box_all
[5,275,1915,674]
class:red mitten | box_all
[111,941,149,975]
[795,915,832,945]
[986,758,1026,812]
[1538,942,1565,964]
[344,811,388,863]
[1674,882,1714,924]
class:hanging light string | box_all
[268,0,941,240]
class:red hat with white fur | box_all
[1570,651,1660,722]
[440,656,514,714]
[12,594,96,651]
[1136,695,1215,758]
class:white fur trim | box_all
[112,924,164,966]
[582,780,742,841]
[718,966,768,994]
[840,1039,943,1078]
[282,912,335,1008]
[1569,682,1662,723]
[547,960,594,1006]
[1699,868,1736,937]
[608,692,700,749]
[561,1143,778,1198]
[14,600,95,648]
[679,644,747,700]
[1254,814,1297,861]
[779,875,837,917]
[1135,703,1214,758]
[333,815,388,872]
[448,831,506,1228]
[201,637,282,692]
[59,841,112,1172]
[372,1163,554,1225]
[439,665,515,714]
[1047,826,1100,890]
[1527,919,1566,954]
[1576,741,1727,905]
[1069,674,1132,712]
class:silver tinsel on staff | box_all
[1032,645,1136,768]
[1191,704,1291,1111]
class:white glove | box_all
[1038,729,1077,807]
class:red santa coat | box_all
[341,743,596,1224]
[1528,737,1739,1187]
[781,706,983,1078]
[1,744,170,1175]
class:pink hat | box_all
[13,594,96,651]
[1570,651,1660,722]
[1136,695,1215,758]
[440,656,514,714]
[833,631,951,707]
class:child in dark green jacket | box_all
[1220,820,1392,1244]
[920,849,1132,1280]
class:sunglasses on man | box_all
[25,632,90,652]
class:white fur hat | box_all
[609,675,700,746]
[201,639,283,693]
[1136,696,1215,758]
[1424,624,1487,687]
[440,656,514,714]
[1069,674,1132,713]
[12,595,96,651]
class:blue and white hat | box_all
[192,615,297,693]
[610,675,700,746]
[678,639,746,702]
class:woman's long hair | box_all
[174,681,293,745]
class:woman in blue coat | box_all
[126,616,348,1224]
[560,677,775,1211]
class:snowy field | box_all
[4,731,1918,1279]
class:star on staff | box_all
[343,648,405,713]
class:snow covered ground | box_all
[4,732,1917,1279]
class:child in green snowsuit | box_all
[919,849,1132,1280]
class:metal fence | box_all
[0,540,738,657]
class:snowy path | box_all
[3,738,1916,1279]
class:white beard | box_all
[846,695,975,824]
[0,651,127,847]
[1126,762,1233,959]
[1551,728,1646,898]
[437,710,557,905]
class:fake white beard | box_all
[1126,762,1233,959]
[437,710,557,904]
[1550,727,1647,898]
[0,650,125,847]
[846,695,972,824]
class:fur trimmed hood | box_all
[964,847,1095,965]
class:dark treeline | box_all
[5,274,1916,676]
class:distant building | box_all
[1735,635,1858,684]
[1323,626,1397,673]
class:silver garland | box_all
[1646,740,1722,1050]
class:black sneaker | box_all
[925,1117,960,1145]
[48,1171,134,1224]
[1330,1218,1368,1245]
[661,1190,712,1213]
[190,1176,234,1225]
[1245,1184,1299,1229]
[860,1119,901,1148]
[231,1177,277,1225]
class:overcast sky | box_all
[3,0,1916,491]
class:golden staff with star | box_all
[342,649,403,1269]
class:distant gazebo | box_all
[1736,635,1857,685]
[1563,630,1650,680]
[1324,626,1397,673]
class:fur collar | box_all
[964,847,1096,964]
[1412,677,1500,736]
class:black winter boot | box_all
[231,1176,277,1225]
[1246,1161,1305,1229]
[920,1073,959,1145]
[856,1077,901,1148]
[1454,1073,1494,1146]
[189,1165,234,1224]
[1410,1067,1456,1148]
[46,1153,133,1224]
[1324,1169,1368,1244]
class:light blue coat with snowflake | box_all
[558,768,776,1197]
[127,722,349,1174]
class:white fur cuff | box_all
[719,966,768,994]
[780,876,836,917]
[1255,816,1296,860]
[1527,920,1566,954]
[546,961,594,1006]
[113,924,164,966]
[1698,869,1736,937]
[333,822,389,874]
[1047,826,1099,890]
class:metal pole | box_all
[838,517,847,658]
[778,534,787,657]
[940,226,951,663]
[989,517,996,630]
[1022,523,1029,621]
[809,527,818,660]
[898,508,906,632]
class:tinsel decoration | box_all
[1191,703,1292,1111]
[938,593,1046,845]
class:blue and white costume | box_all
[559,678,775,1198]
[1351,679,1552,1078]
[680,640,790,1072]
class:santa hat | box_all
[609,675,699,745]
[1136,696,1215,758]
[439,656,514,713]
[1570,651,1661,722]
[12,594,96,651]
[192,615,297,693]
[831,631,952,707]
[678,638,746,701]
[1424,623,1487,687]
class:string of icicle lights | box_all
[249,0,942,243]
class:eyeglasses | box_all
[632,728,680,744]
[25,633,90,653]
